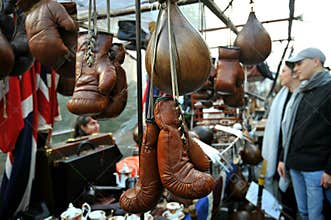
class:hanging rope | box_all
[93,0,97,35]
[147,4,163,120]
[107,0,111,33]
[167,1,179,100]
[249,0,254,12]
[166,0,186,143]
[221,0,234,13]
[88,0,92,31]
[85,0,98,67]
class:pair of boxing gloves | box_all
[9,0,127,118]
[120,97,215,213]
[67,35,128,119]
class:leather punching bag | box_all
[145,1,211,95]
[234,11,271,65]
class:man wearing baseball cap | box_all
[278,47,331,220]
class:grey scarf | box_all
[282,70,331,164]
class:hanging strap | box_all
[146,4,163,120]
[85,0,98,67]
[167,0,179,100]
[92,0,98,35]
[166,0,186,143]
[107,0,111,33]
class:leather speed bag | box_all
[234,11,271,65]
[145,2,211,95]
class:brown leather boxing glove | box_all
[223,85,244,107]
[215,46,244,94]
[56,1,78,96]
[95,44,128,119]
[120,120,163,213]
[187,133,210,172]
[0,29,15,78]
[154,97,214,199]
[0,10,15,40]
[67,32,117,115]
[10,13,35,76]
[57,76,75,96]
[17,0,40,12]
[214,46,244,107]
[23,0,77,74]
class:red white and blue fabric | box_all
[0,62,59,218]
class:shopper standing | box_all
[262,64,300,219]
[277,47,331,220]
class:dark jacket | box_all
[286,80,331,174]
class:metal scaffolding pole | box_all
[78,0,199,22]
[78,0,239,36]
[200,16,302,32]
[200,0,239,34]
[135,0,144,151]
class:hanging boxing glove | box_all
[214,46,244,95]
[0,29,15,78]
[56,76,75,96]
[214,46,244,107]
[67,32,117,115]
[10,13,34,76]
[56,1,78,96]
[222,85,244,108]
[2,0,16,14]
[95,44,128,119]
[21,0,77,75]
[187,133,210,172]
[191,65,216,101]
[0,10,14,41]
[154,97,214,199]
[16,0,39,12]
[120,120,163,213]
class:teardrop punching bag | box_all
[145,1,211,95]
[234,11,271,65]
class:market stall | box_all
[2,0,331,219]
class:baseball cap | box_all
[286,47,326,66]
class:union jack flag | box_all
[0,62,59,218]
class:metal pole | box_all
[200,0,239,34]
[200,16,302,32]
[135,0,144,159]
[134,2,145,218]
[78,0,198,22]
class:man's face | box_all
[293,58,319,81]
